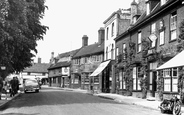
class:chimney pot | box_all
[82,35,88,47]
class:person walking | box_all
[0,76,3,100]
[3,80,10,100]
[10,77,17,97]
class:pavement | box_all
[1,85,184,114]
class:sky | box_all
[33,0,133,63]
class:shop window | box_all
[163,68,178,92]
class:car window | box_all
[25,80,38,84]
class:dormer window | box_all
[161,0,168,6]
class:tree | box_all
[0,0,48,78]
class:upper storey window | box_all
[106,27,109,40]
[111,23,114,37]
[137,31,142,52]
[170,11,177,41]
[161,0,168,6]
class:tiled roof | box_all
[48,61,70,70]
[57,49,80,59]
[23,63,50,73]
[73,42,104,58]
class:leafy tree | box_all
[0,0,48,78]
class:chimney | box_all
[98,27,105,44]
[50,52,54,63]
[38,57,41,63]
[82,35,88,47]
[131,0,138,24]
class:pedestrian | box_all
[3,80,10,100]
[0,76,3,100]
[10,77,17,97]
[15,77,19,93]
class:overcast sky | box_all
[33,0,133,63]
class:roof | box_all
[103,8,131,24]
[48,61,70,70]
[115,0,179,41]
[23,63,50,73]
[73,42,104,58]
[157,50,184,70]
[56,49,80,59]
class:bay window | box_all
[163,68,178,92]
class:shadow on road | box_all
[0,113,39,115]
[2,87,125,110]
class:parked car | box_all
[24,79,39,93]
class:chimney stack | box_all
[98,27,105,44]
[38,57,41,64]
[82,35,88,47]
[50,52,54,63]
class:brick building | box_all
[115,0,184,100]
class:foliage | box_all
[122,41,136,96]
[157,70,164,100]
[139,38,150,98]
[0,0,48,77]
[177,19,184,52]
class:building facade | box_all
[20,58,50,85]
[48,50,79,87]
[71,28,104,92]
[115,0,184,100]
[103,8,131,93]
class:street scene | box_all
[1,0,184,115]
[0,86,165,115]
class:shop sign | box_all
[62,67,70,76]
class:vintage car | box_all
[24,79,39,93]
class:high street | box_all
[0,86,168,115]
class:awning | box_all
[156,50,184,70]
[90,60,111,77]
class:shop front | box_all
[90,60,114,93]
[156,50,184,100]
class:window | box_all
[159,20,165,45]
[122,43,126,59]
[106,47,108,60]
[151,23,156,34]
[133,67,141,90]
[170,11,177,41]
[111,44,114,59]
[111,23,114,37]
[161,0,168,6]
[116,47,119,56]
[137,32,142,52]
[106,27,109,40]
[119,70,126,90]
[163,68,178,92]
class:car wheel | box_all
[24,90,27,93]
